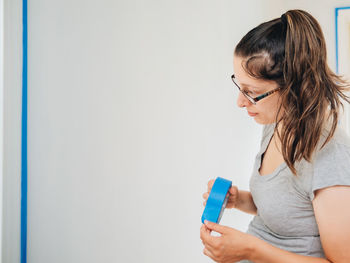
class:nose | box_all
[236,92,251,108]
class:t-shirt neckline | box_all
[255,123,287,180]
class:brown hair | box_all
[234,9,350,175]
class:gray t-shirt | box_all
[238,122,350,263]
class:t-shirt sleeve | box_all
[310,141,350,201]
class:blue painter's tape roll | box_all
[201,177,232,224]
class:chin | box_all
[253,116,275,125]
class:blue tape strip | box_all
[21,0,28,262]
[335,6,350,74]
[201,177,232,224]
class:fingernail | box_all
[204,220,208,225]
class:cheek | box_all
[255,101,280,123]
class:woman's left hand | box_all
[200,220,257,263]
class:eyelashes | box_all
[240,85,259,96]
[243,89,257,96]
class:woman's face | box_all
[233,55,282,125]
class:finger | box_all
[200,224,207,240]
[200,224,218,247]
[203,223,212,234]
[203,247,213,258]
[204,220,228,234]
[203,201,207,207]
[202,239,216,251]
[201,231,216,250]
[202,192,209,200]
[229,185,238,195]
[200,224,212,242]
[200,225,205,242]
[207,179,215,191]
[203,246,216,261]
[201,227,217,252]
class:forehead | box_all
[233,55,277,89]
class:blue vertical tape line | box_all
[335,6,350,74]
[21,0,28,262]
[335,7,339,74]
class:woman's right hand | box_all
[202,179,240,209]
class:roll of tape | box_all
[201,177,232,224]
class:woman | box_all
[200,9,350,263]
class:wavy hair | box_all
[234,9,350,175]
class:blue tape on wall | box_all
[335,6,350,74]
[21,0,28,262]
[201,177,232,224]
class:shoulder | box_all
[308,125,350,200]
[314,125,350,162]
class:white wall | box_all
[25,1,278,263]
[3,0,22,262]
[4,1,347,263]
[0,0,4,261]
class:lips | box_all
[247,111,258,117]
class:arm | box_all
[235,190,257,215]
[249,237,331,263]
[311,186,350,263]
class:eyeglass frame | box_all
[231,74,280,105]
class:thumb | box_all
[204,220,227,234]
[229,185,238,195]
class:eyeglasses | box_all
[231,74,280,105]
